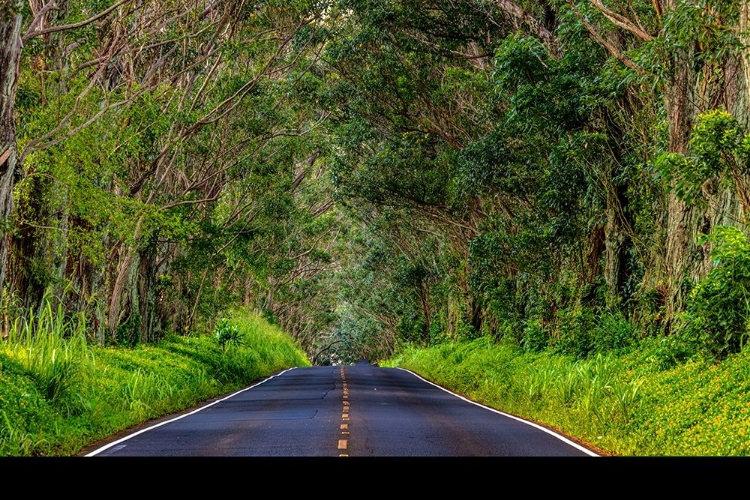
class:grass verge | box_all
[382,336,750,456]
[0,306,309,457]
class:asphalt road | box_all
[83,361,598,457]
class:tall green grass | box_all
[0,303,309,456]
[384,335,747,456]
[4,300,93,414]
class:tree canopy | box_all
[2,0,750,363]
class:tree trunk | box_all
[604,203,627,306]
[660,3,750,329]
[661,40,696,328]
[731,3,750,219]
[108,242,138,340]
[734,3,750,131]
[137,244,165,343]
[108,212,144,339]
[0,5,22,302]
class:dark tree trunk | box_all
[137,243,169,344]
[8,175,48,310]
[662,40,696,328]
[660,5,750,329]
[0,5,22,303]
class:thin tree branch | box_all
[23,0,132,41]
[589,0,655,41]
[567,1,651,75]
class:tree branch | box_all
[589,0,655,41]
[23,0,132,42]
[567,1,651,75]
[492,0,560,56]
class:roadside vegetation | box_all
[0,303,308,457]
[385,335,750,456]
[3,1,750,457]
[380,216,750,456]
[2,294,747,457]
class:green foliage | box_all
[5,298,92,415]
[388,334,750,456]
[680,226,750,360]
[656,109,750,206]
[0,352,56,456]
[592,309,640,353]
[0,309,308,456]
[550,305,596,358]
[115,313,141,348]
[521,319,548,353]
[212,318,243,352]
[637,334,697,371]
[691,109,748,172]
[547,306,639,359]
[623,342,750,456]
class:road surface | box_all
[83,362,598,457]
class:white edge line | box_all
[395,367,600,457]
[84,367,298,456]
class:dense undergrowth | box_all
[2,299,748,457]
[384,336,750,456]
[0,305,309,457]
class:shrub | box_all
[550,305,595,358]
[681,226,750,360]
[213,318,243,352]
[592,309,639,353]
[521,318,548,353]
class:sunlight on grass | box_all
[386,336,749,456]
[0,304,309,456]
[2,298,747,457]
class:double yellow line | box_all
[338,366,349,457]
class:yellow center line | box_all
[339,367,350,456]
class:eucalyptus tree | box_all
[311,0,750,360]
[1,0,150,339]
[565,0,750,330]
[317,1,504,347]
[99,0,324,343]
[314,1,621,352]
[93,0,343,345]
[3,0,343,348]
[0,2,22,309]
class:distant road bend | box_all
[84,361,599,457]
